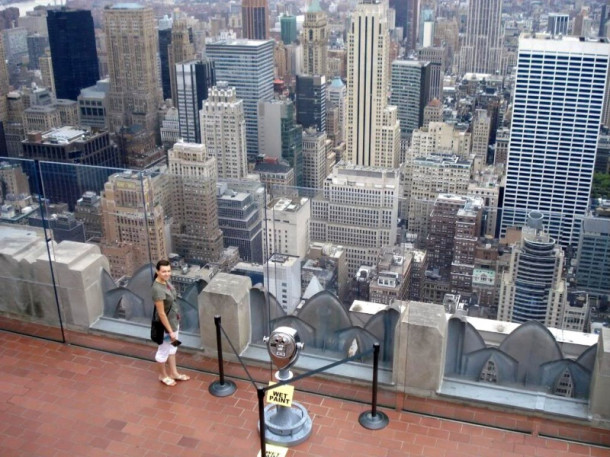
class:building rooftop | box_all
[110,3,146,10]
[2,328,607,456]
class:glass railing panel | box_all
[0,157,64,341]
[252,181,403,407]
[35,161,164,357]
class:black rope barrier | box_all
[211,316,390,456]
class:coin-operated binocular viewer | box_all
[261,327,312,446]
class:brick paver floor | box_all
[1,330,609,457]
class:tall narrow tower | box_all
[458,0,504,75]
[500,35,610,246]
[390,0,419,52]
[498,212,566,329]
[169,17,196,106]
[345,0,399,168]
[105,4,160,136]
[168,141,224,264]
[301,0,328,76]
[175,58,216,144]
[242,0,269,40]
[46,9,99,101]
[206,38,274,158]
[201,82,248,180]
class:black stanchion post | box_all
[358,342,389,430]
[371,342,380,418]
[258,387,267,457]
[208,315,237,397]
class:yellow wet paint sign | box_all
[257,444,288,457]
[266,381,294,407]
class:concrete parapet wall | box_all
[590,327,610,423]
[199,272,252,355]
[0,225,109,327]
[393,301,447,396]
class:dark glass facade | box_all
[296,75,326,133]
[47,9,99,101]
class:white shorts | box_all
[155,328,179,363]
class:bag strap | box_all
[153,302,173,322]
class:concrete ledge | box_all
[440,377,590,421]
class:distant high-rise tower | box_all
[101,169,170,279]
[301,0,328,76]
[0,34,9,123]
[547,13,569,36]
[295,74,326,132]
[105,4,160,136]
[301,128,328,189]
[390,0,419,52]
[500,35,610,246]
[458,0,503,75]
[46,9,99,101]
[310,162,400,276]
[168,141,224,264]
[242,0,269,40]
[206,39,274,158]
[169,17,196,107]
[201,82,248,180]
[390,60,431,142]
[327,77,346,146]
[280,14,297,45]
[498,212,566,329]
[345,0,400,168]
[158,26,172,101]
[258,98,304,186]
[175,58,216,144]
[39,50,55,95]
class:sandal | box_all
[173,374,190,381]
[159,376,177,386]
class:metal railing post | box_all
[208,315,237,397]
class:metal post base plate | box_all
[358,410,389,430]
[208,380,237,397]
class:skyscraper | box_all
[258,98,303,186]
[201,82,248,180]
[547,13,569,36]
[458,0,503,75]
[310,162,399,276]
[206,39,274,158]
[301,128,328,189]
[46,9,99,101]
[175,58,215,144]
[217,184,263,264]
[280,14,297,45]
[500,35,610,246]
[169,17,196,107]
[0,34,9,124]
[295,74,326,132]
[498,212,566,329]
[241,0,269,40]
[301,0,328,76]
[168,141,224,264]
[158,26,172,101]
[345,0,400,168]
[105,4,160,137]
[390,60,431,142]
[390,0,419,52]
[575,214,610,297]
[101,169,170,279]
[327,77,346,146]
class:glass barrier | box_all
[0,155,603,411]
[0,158,64,342]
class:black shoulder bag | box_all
[150,303,172,345]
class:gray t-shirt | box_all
[152,280,179,331]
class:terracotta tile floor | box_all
[1,330,609,457]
